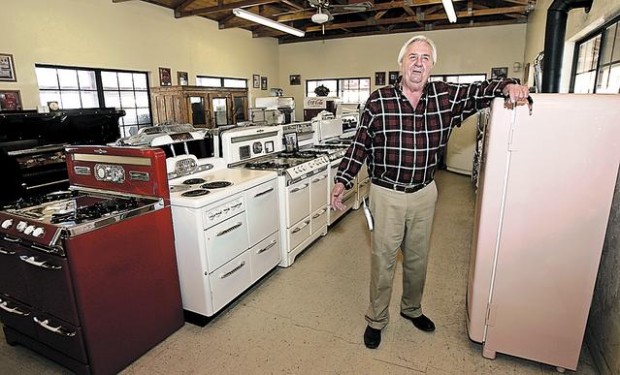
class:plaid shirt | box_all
[335,79,516,189]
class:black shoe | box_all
[400,313,435,332]
[363,325,381,349]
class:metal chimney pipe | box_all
[541,0,593,93]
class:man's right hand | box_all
[330,182,346,211]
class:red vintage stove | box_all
[0,146,184,374]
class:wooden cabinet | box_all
[150,86,248,128]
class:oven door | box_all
[286,178,310,227]
[310,171,328,213]
[245,178,279,246]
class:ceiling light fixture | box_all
[233,8,305,37]
[441,0,458,23]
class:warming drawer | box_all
[204,212,249,273]
[249,232,280,282]
[208,251,252,314]
[288,217,311,251]
[311,207,328,235]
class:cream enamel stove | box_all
[166,155,280,325]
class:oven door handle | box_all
[311,175,328,183]
[290,183,310,193]
[312,208,327,219]
[0,247,16,255]
[292,220,310,233]
[216,222,243,237]
[33,317,76,337]
[254,187,274,198]
[0,299,30,316]
[220,261,246,279]
[19,255,62,270]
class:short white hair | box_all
[397,35,437,65]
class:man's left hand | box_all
[502,83,530,104]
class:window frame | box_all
[196,75,248,89]
[35,64,152,137]
[570,15,620,93]
[305,77,371,105]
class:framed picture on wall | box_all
[261,76,268,90]
[290,74,301,85]
[0,53,17,82]
[491,67,508,80]
[253,74,260,88]
[159,67,172,86]
[375,72,386,86]
[177,71,188,86]
[388,71,399,85]
[0,90,22,111]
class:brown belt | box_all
[371,179,429,193]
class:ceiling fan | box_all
[308,0,374,25]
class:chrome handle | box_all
[2,236,20,243]
[312,209,327,219]
[19,255,62,270]
[290,183,310,193]
[220,261,246,279]
[0,247,16,255]
[33,317,76,337]
[216,222,243,237]
[257,240,277,254]
[254,187,274,198]
[292,220,310,233]
[0,299,30,316]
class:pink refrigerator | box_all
[466,94,620,371]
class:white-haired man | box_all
[331,35,529,349]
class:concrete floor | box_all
[0,171,600,374]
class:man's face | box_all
[400,41,434,92]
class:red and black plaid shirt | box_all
[335,79,516,189]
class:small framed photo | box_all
[491,67,508,80]
[388,71,400,85]
[375,72,386,86]
[289,74,301,85]
[253,74,260,88]
[159,67,172,86]
[177,71,188,86]
[261,76,268,90]
[0,90,23,111]
[0,53,17,82]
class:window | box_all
[306,78,370,105]
[196,75,247,88]
[35,65,151,137]
[572,16,620,93]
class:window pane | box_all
[224,78,247,88]
[58,69,79,90]
[120,91,136,107]
[118,72,134,90]
[613,22,620,62]
[81,91,99,108]
[104,91,121,108]
[197,77,222,87]
[133,73,147,90]
[102,71,119,89]
[600,24,616,64]
[135,91,149,107]
[123,108,138,125]
[36,68,59,89]
[60,91,81,109]
[598,63,620,93]
[137,108,151,124]
[574,72,595,93]
[577,43,587,73]
[78,70,97,90]
[40,91,61,106]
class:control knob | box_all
[24,225,36,235]
[1,219,13,229]
[16,221,28,232]
[32,227,46,238]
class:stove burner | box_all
[181,189,210,197]
[183,178,206,185]
[201,181,233,189]
[2,190,78,210]
[49,197,141,224]
[246,161,291,170]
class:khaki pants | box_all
[365,181,438,330]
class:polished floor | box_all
[0,171,600,374]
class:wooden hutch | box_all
[150,86,249,128]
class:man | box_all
[330,35,529,349]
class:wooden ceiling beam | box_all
[176,0,280,18]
